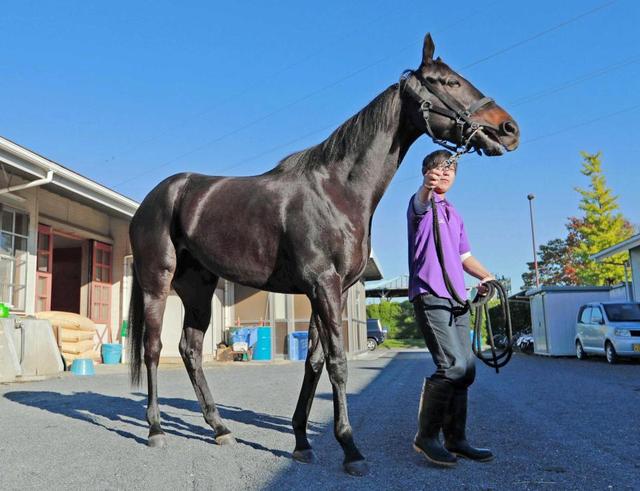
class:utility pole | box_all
[527,194,540,288]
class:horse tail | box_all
[128,264,145,386]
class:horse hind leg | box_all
[292,313,324,463]
[141,277,174,448]
[173,264,234,445]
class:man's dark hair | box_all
[421,150,456,175]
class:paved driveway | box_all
[1,350,638,490]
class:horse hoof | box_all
[148,433,167,448]
[215,433,236,446]
[292,448,318,464]
[343,460,369,477]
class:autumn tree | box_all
[521,237,578,288]
[567,152,634,285]
[521,152,634,288]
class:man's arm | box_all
[414,167,443,211]
[462,255,494,282]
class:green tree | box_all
[568,152,634,285]
[366,299,420,339]
[394,300,421,339]
[366,300,402,338]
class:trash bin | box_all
[252,326,272,361]
[288,332,309,361]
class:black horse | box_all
[128,33,519,476]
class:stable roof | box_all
[0,135,138,218]
[591,233,640,261]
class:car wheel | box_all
[576,340,587,360]
[605,342,618,364]
[367,338,378,351]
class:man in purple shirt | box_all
[408,150,495,467]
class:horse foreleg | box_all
[312,273,368,476]
[292,314,324,463]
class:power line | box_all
[176,53,640,179]
[95,0,430,167]
[113,0,617,188]
[508,55,640,107]
[461,0,617,70]
[110,2,513,186]
[522,102,640,144]
[395,101,640,185]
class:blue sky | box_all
[2,0,639,292]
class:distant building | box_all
[0,136,382,360]
[591,234,638,301]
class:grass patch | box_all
[380,338,424,349]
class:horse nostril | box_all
[501,120,518,136]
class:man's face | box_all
[431,162,457,194]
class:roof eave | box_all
[591,234,640,261]
[0,136,139,218]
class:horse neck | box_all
[324,88,421,212]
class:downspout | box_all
[0,170,54,194]
[623,260,631,301]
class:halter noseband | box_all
[402,70,498,154]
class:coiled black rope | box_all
[430,195,513,373]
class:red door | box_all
[36,224,53,312]
[90,241,112,342]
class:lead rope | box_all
[429,191,513,373]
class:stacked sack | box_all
[35,311,100,365]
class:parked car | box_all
[575,301,640,364]
[366,318,387,351]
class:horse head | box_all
[403,33,520,156]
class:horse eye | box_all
[447,79,460,87]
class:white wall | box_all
[531,289,611,356]
[631,247,640,302]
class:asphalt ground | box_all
[1,349,639,490]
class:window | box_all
[591,307,604,324]
[36,224,53,312]
[0,207,29,310]
[603,303,640,322]
[578,306,591,324]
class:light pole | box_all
[527,194,540,288]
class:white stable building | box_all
[0,136,380,365]
[591,234,639,301]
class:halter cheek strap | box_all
[402,72,498,153]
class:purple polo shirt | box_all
[407,193,471,301]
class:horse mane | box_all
[265,83,402,176]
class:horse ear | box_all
[422,33,435,65]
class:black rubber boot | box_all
[413,378,457,467]
[443,388,494,462]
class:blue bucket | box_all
[70,358,95,376]
[101,343,122,364]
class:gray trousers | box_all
[412,293,476,388]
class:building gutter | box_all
[0,170,54,195]
[0,136,139,218]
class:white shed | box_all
[526,286,611,356]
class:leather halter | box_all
[402,71,499,152]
